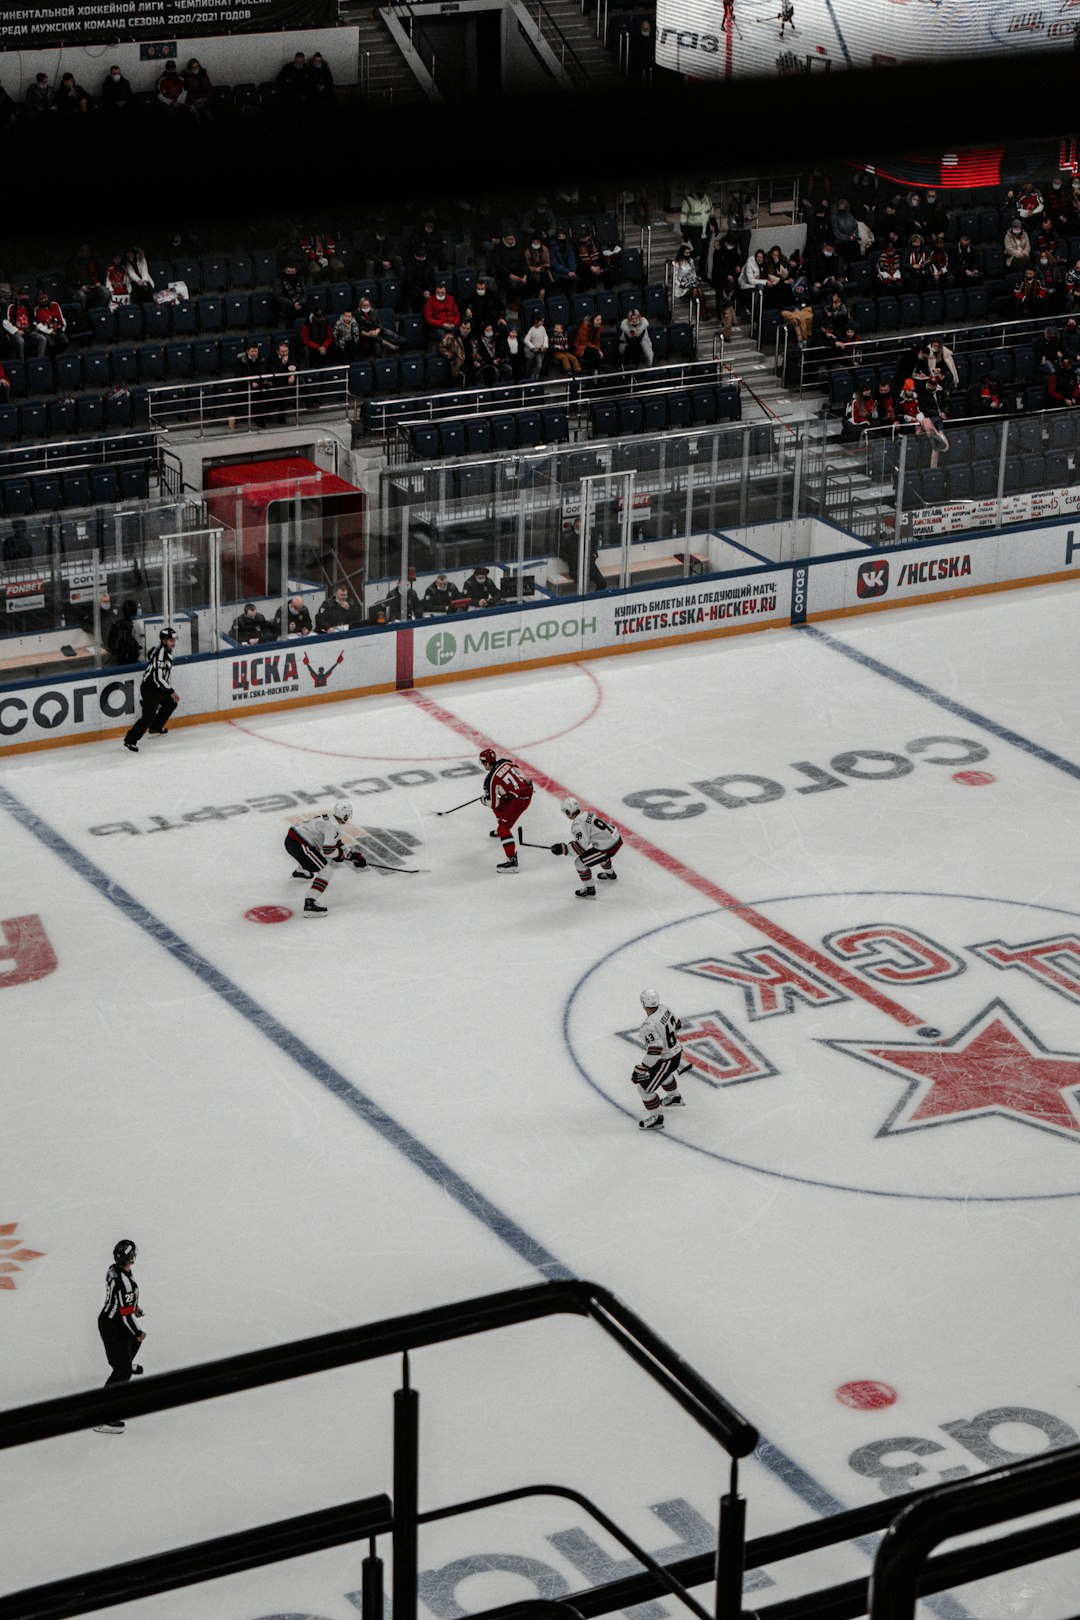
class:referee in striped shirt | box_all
[95,1238,146,1434]
[123,625,180,752]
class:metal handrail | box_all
[799,308,1069,397]
[532,0,591,87]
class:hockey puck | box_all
[245,905,292,924]
[917,1025,942,1039]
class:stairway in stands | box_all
[529,0,624,88]
[338,2,430,106]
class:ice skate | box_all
[497,856,519,872]
[148,727,169,735]
[303,898,328,916]
[597,868,617,881]
[575,884,596,898]
[489,828,501,837]
[661,1092,685,1108]
[132,1365,144,1374]
[639,1113,665,1130]
[123,740,138,753]
[291,869,310,879]
[93,1421,125,1434]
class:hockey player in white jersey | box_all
[549,797,623,897]
[633,990,691,1129]
[284,800,366,917]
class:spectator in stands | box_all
[678,182,716,268]
[573,313,605,374]
[234,339,268,424]
[57,72,91,116]
[903,234,932,292]
[526,197,557,241]
[299,308,334,367]
[1034,251,1062,311]
[1004,219,1031,271]
[181,58,214,121]
[576,228,615,291]
[1014,266,1048,320]
[922,189,948,238]
[1033,218,1064,264]
[467,275,506,332]
[269,339,300,420]
[524,236,555,300]
[928,234,953,290]
[308,52,335,103]
[976,372,1008,416]
[157,62,189,113]
[437,322,468,382]
[473,322,513,384]
[897,376,948,467]
[274,594,312,637]
[505,322,522,380]
[875,380,896,425]
[618,308,653,368]
[1048,357,1080,408]
[821,288,849,329]
[316,586,362,634]
[124,248,155,305]
[65,243,108,309]
[100,65,132,116]
[230,603,273,644]
[954,235,983,288]
[298,228,344,281]
[489,230,528,307]
[407,213,444,264]
[277,51,312,112]
[423,575,459,615]
[1065,259,1080,313]
[809,239,845,297]
[762,246,792,309]
[843,384,877,441]
[275,259,306,326]
[1046,177,1071,235]
[333,309,361,361]
[549,321,580,376]
[356,296,402,357]
[672,241,707,319]
[829,198,861,268]
[523,310,550,377]
[0,360,9,401]
[875,233,902,289]
[833,324,862,368]
[360,211,402,280]
[381,575,423,622]
[24,73,55,116]
[927,337,958,396]
[3,288,45,360]
[715,275,739,341]
[33,289,67,356]
[1016,183,1044,223]
[1063,317,1080,358]
[105,253,131,310]
[781,296,813,351]
[549,231,578,296]
[461,566,499,609]
[424,280,461,345]
[738,248,767,313]
[707,228,743,292]
[402,244,435,315]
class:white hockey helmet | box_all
[333,800,352,823]
[561,797,581,819]
[640,989,660,1010]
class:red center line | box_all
[401,687,926,1031]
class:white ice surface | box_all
[4,583,1080,1618]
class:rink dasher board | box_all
[3,515,1080,753]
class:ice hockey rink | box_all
[5,577,1080,1619]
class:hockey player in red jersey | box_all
[479,747,533,871]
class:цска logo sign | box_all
[565,891,1080,1202]
[857,559,889,598]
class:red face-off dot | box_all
[245,905,293,924]
[836,1380,897,1410]
[952,771,996,786]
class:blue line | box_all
[820,0,854,66]
[804,624,1080,781]
[0,779,976,1615]
[0,780,571,1285]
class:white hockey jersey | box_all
[638,1005,683,1062]
[290,811,347,858]
[569,809,621,855]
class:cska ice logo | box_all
[565,893,1080,1201]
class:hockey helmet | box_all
[159,626,177,642]
[561,797,581,819]
[113,1239,137,1263]
[640,990,660,1010]
[333,800,352,823]
[479,748,497,768]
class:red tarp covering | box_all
[205,457,365,599]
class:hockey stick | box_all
[435,795,483,816]
[357,858,428,873]
[516,824,557,852]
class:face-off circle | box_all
[836,1380,898,1411]
[564,891,1080,1202]
[953,771,996,786]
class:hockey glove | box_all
[551,842,568,856]
[349,849,368,869]
[481,794,491,806]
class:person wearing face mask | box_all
[356,297,402,357]
[524,236,555,299]
[549,231,577,295]
[423,280,460,345]
[472,322,512,385]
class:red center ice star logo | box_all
[823,1000,1080,1142]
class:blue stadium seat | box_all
[18,402,47,437]
[439,422,466,458]
[642,396,668,434]
[104,392,132,428]
[972,426,999,463]
[716,386,741,421]
[327,281,353,317]
[465,418,492,455]
[946,428,971,464]
[571,294,597,325]
[410,425,440,460]
[170,300,198,336]
[690,387,717,424]
[166,342,192,378]
[30,475,62,512]
[618,400,644,435]
[516,410,543,448]
[398,313,425,350]
[491,416,517,451]
[541,407,569,443]
[1050,413,1078,450]
[115,304,144,342]
[138,345,166,381]
[88,307,115,343]
[944,290,966,322]
[222,294,250,330]
[192,340,220,375]
[47,398,75,436]
[372,359,399,394]
[547,295,571,328]
[110,346,139,383]
[454,270,477,305]
[455,465,491,500]
[591,401,618,438]
[947,466,972,502]
[378,278,401,310]
[899,294,921,327]
[667,322,693,357]
[399,356,425,390]
[667,391,692,429]
[620,246,643,283]
[595,291,619,324]
[76,396,105,434]
[172,258,201,294]
[25,357,55,395]
[347,361,373,397]
[965,288,988,320]
[196,296,223,333]
[1003,456,1022,495]
[1013,347,1036,384]
[424,355,451,390]
[1022,453,1046,491]
[2,477,33,515]
[61,470,92,509]
[1016,417,1042,454]
[249,292,275,327]
[228,252,253,289]
[142,303,170,340]
[876,297,899,331]
[119,465,149,501]
[921,293,943,325]
[1025,385,1048,413]
[201,256,228,293]
[251,249,276,286]
[90,467,120,503]
[852,298,876,332]
[0,406,16,443]
[1046,449,1072,486]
